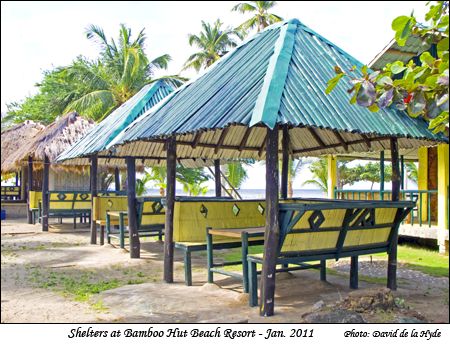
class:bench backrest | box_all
[47,191,91,211]
[137,197,166,228]
[173,199,266,242]
[29,191,43,209]
[1,186,20,198]
[92,195,128,221]
[278,201,414,258]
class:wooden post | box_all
[42,156,50,232]
[418,147,428,222]
[437,144,449,231]
[400,155,405,190]
[114,167,121,192]
[380,151,385,199]
[164,136,176,283]
[281,126,289,199]
[126,157,140,258]
[27,156,33,224]
[387,137,400,290]
[90,155,98,244]
[327,155,337,199]
[15,172,19,186]
[260,126,279,317]
[214,159,221,197]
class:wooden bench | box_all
[105,197,165,248]
[92,195,128,245]
[1,186,21,200]
[40,191,92,228]
[173,198,265,286]
[247,200,414,307]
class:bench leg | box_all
[119,214,125,249]
[106,215,111,245]
[320,260,326,281]
[242,232,249,293]
[73,216,76,229]
[248,260,258,307]
[206,231,214,284]
[350,256,358,289]
[100,225,105,246]
[184,251,192,286]
[158,229,163,241]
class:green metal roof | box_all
[109,19,446,152]
[57,80,173,162]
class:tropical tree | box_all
[355,162,393,189]
[282,158,313,198]
[405,162,418,183]
[223,162,249,196]
[326,1,449,133]
[232,1,283,36]
[183,19,241,72]
[176,166,210,196]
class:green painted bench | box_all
[105,197,165,248]
[173,197,264,286]
[247,200,414,307]
[40,191,92,228]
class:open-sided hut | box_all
[61,19,448,316]
[2,112,94,224]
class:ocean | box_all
[145,188,325,199]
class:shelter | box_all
[62,19,448,316]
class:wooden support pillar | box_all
[437,144,449,230]
[114,167,120,192]
[260,126,279,317]
[327,155,337,199]
[15,172,19,186]
[380,151,385,199]
[400,155,405,190]
[27,156,33,224]
[280,126,289,199]
[214,159,221,197]
[387,138,400,290]
[42,156,50,232]
[164,136,176,283]
[90,155,98,244]
[126,157,140,258]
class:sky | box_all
[1,1,426,190]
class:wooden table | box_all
[106,211,128,248]
[206,227,265,292]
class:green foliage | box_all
[405,162,418,183]
[184,19,241,71]
[224,162,249,189]
[327,1,449,133]
[176,166,210,196]
[354,162,392,189]
[7,24,185,124]
[232,1,283,35]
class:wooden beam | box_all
[400,155,405,190]
[361,134,372,149]
[114,167,120,192]
[333,131,348,151]
[260,126,279,317]
[292,136,389,155]
[281,126,289,199]
[238,127,252,151]
[308,127,326,147]
[387,137,400,291]
[258,132,267,158]
[90,155,98,244]
[215,127,229,154]
[214,159,221,197]
[164,136,176,283]
[42,155,49,232]
[126,157,140,258]
[380,151,385,195]
[27,156,33,224]
[191,131,202,149]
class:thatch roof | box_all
[1,120,45,174]
[2,112,94,173]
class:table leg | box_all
[242,231,249,293]
[206,229,213,283]
[119,213,125,249]
[106,213,111,244]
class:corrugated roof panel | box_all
[57,80,173,162]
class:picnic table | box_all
[206,226,265,292]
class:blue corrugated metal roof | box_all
[110,19,446,149]
[57,80,173,161]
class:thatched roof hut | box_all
[2,112,94,173]
[1,120,45,174]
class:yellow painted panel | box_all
[281,231,339,252]
[173,201,265,242]
[93,196,128,221]
[327,155,337,199]
[29,191,42,209]
[438,144,449,229]
[375,208,397,224]
[343,228,391,247]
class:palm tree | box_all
[183,19,241,72]
[285,158,312,198]
[232,1,283,36]
[303,158,329,192]
[63,24,185,121]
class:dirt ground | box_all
[1,219,449,323]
